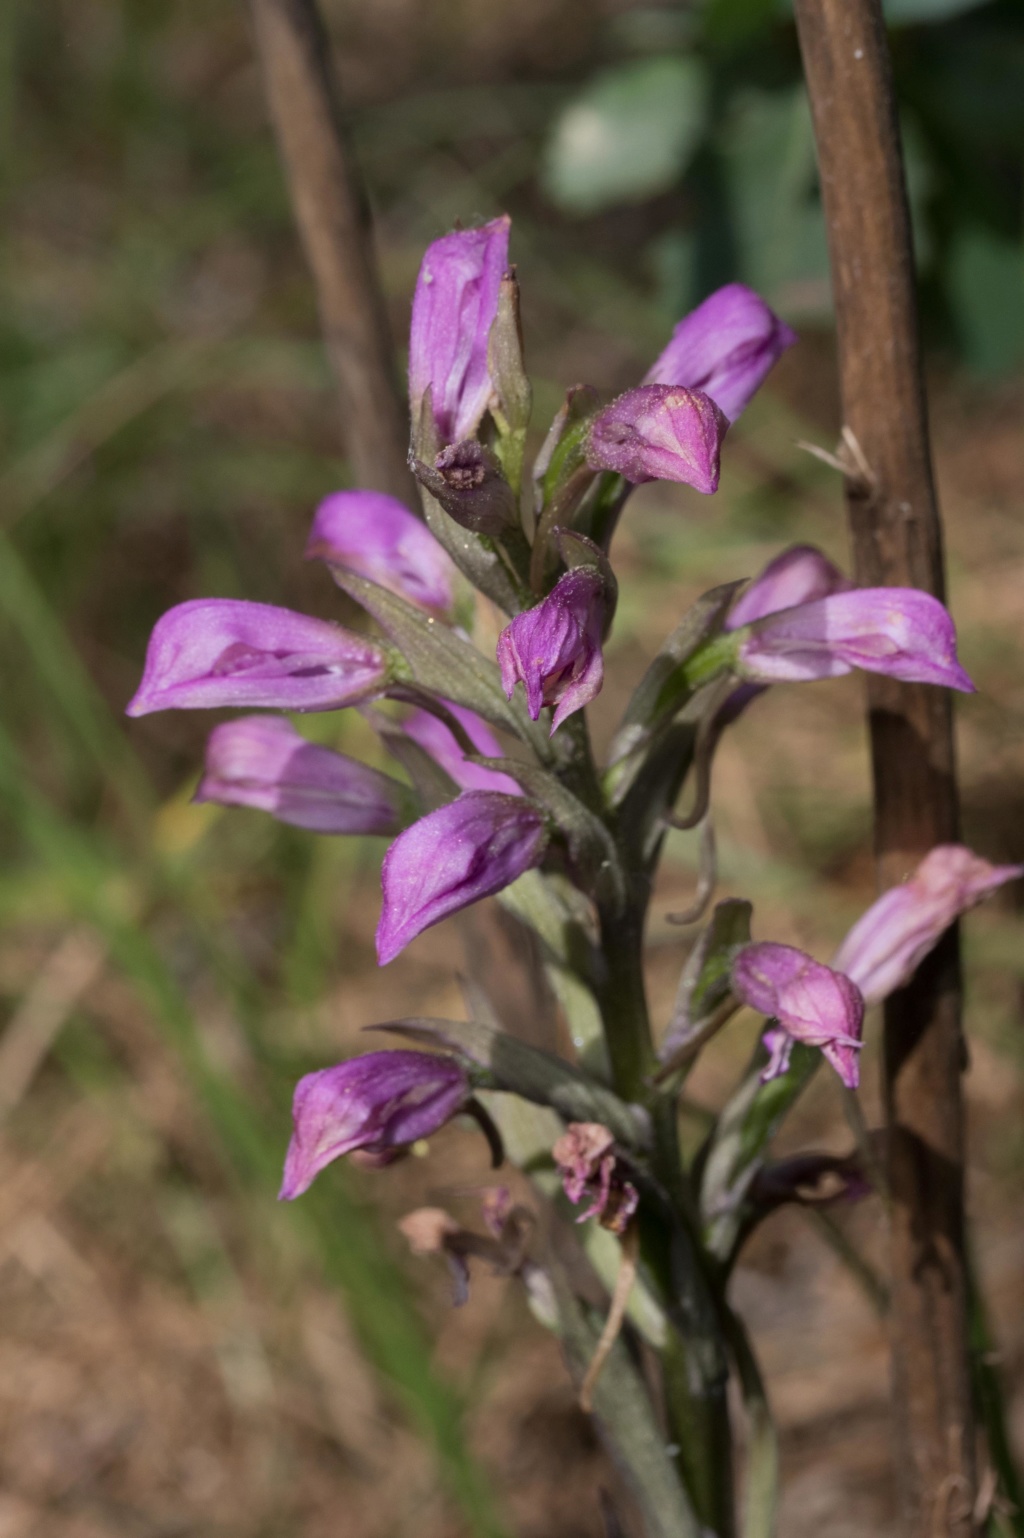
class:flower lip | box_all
[194,714,405,835]
[306,489,457,618]
[376,791,548,965]
[645,282,797,421]
[280,1049,470,1199]
[126,598,390,716]
[585,384,727,493]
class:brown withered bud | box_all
[552,1122,639,1236]
[410,439,520,536]
[398,1192,536,1306]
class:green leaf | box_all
[661,899,752,1061]
[948,226,1024,375]
[720,85,830,315]
[699,1042,821,1264]
[883,0,993,21]
[543,57,709,216]
[373,1015,651,1152]
[545,1256,704,1538]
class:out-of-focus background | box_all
[2,1,1023,1534]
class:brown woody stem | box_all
[792,4,974,1532]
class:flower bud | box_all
[736,588,975,692]
[732,942,865,1089]
[646,283,797,421]
[832,844,1024,1005]
[409,215,510,445]
[497,568,605,732]
[126,599,391,716]
[377,792,549,964]
[586,385,727,493]
[194,715,407,835]
[280,1051,470,1198]
[306,490,457,618]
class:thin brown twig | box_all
[246,0,414,503]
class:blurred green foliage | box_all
[543,0,1024,370]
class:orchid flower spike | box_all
[126,599,392,716]
[280,1051,470,1198]
[194,715,407,835]
[409,215,510,446]
[646,283,797,422]
[586,384,727,492]
[497,567,606,733]
[306,489,458,619]
[377,792,549,964]
[735,587,975,693]
[732,942,866,1089]
[833,844,1024,1005]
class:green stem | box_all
[596,898,735,1537]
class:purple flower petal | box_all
[280,1051,469,1198]
[646,282,797,421]
[733,942,865,1089]
[126,599,391,716]
[737,588,975,692]
[586,385,727,492]
[496,568,605,733]
[409,216,510,445]
[726,545,852,630]
[306,490,457,617]
[833,844,1024,1005]
[194,715,405,835]
[401,701,521,794]
[377,792,548,964]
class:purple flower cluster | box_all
[125,211,995,1202]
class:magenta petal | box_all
[585,385,727,493]
[646,283,797,421]
[401,700,521,794]
[307,490,457,617]
[833,844,1024,1005]
[194,715,405,835]
[280,1051,469,1199]
[726,545,852,631]
[733,942,865,1089]
[409,215,510,445]
[376,792,548,964]
[126,599,390,716]
[496,568,605,733]
[738,587,975,691]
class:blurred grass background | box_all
[1,1,1022,1534]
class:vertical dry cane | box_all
[792,2,975,1532]
[246,0,414,503]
